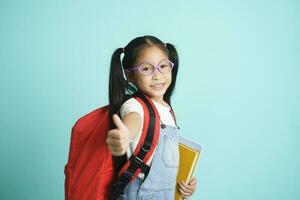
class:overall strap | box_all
[109,94,160,200]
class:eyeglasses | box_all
[127,59,174,76]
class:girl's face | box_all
[127,46,172,104]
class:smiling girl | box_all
[106,35,197,199]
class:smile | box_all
[150,83,165,90]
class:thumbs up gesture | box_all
[106,114,131,156]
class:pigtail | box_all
[109,48,126,129]
[164,43,179,106]
[108,48,130,178]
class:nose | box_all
[152,67,162,80]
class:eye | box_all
[159,60,171,68]
[160,64,168,69]
[140,64,153,71]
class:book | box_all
[175,136,202,200]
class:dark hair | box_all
[109,35,179,128]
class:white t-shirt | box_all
[120,97,176,178]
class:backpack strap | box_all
[109,94,160,200]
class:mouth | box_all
[150,83,166,90]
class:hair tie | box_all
[164,43,167,47]
[122,47,125,53]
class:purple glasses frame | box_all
[126,59,174,76]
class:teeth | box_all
[153,84,163,86]
[151,83,164,89]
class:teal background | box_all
[1,0,299,199]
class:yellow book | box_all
[175,136,202,200]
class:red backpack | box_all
[64,94,160,200]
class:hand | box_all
[106,114,130,156]
[178,176,197,199]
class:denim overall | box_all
[119,124,180,200]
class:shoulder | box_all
[122,97,142,106]
[120,97,144,120]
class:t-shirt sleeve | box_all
[120,98,144,120]
[120,97,144,147]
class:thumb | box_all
[112,114,126,130]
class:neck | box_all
[151,97,169,107]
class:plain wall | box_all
[0,0,299,199]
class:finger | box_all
[107,145,126,153]
[189,176,197,185]
[106,132,123,144]
[112,114,126,131]
[179,181,195,191]
[106,142,126,155]
[178,183,193,196]
[107,129,122,140]
[178,187,191,198]
[179,181,194,195]
[106,141,124,149]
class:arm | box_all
[123,112,142,141]
[106,112,142,156]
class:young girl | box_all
[106,35,197,199]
